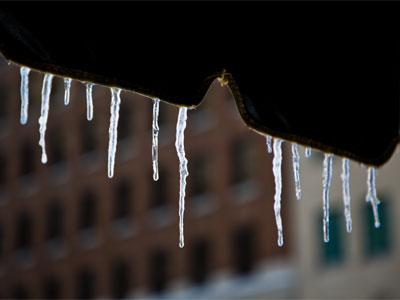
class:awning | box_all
[0,2,399,166]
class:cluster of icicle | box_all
[19,67,190,247]
[18,66,381,249]
[266,135,381,246]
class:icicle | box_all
[322,153,333,242]
[341,158,352,233]
[38,73,54,164]
[19,66,31,125]
[152,98,160,181]
[266,136,273,153]
[107,88,121,179]
[366,167,380,228]
[291,143,301,200]
[64,78,72,105]
[175,107,189,248]
[272,139,284,246]
[305,147,311,157]
[86,83,94,121]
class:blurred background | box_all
[0,55,399,299]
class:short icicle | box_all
[266,136,273,153]
[366,167,380,228]
[175,107,189,248]
[305,147,311,158]
[152,98,160,181]
[292,143,301,200]
[20,66,31,125]
[64,78,72,105]
[107,88,122,179]
[341,158,352,233]
[322,153,334,242]
[38,73,54,164]
[86,83,94,121]
[272,139,284,246]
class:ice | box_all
[272,139,284,246]
[38,73,54,164]
[266,136,273,153]
[292,143,301,200]
[64,78,72,105]
[366,167,380,228]
[322,153,333,242]
[86,83,94,121]
[305,147,311,157]
[107,88,121,179]
[19,66,31,125]
[341,158,352,233]
[152,98,160,181]
[175,107,189,248]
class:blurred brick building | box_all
[0,58,294,299]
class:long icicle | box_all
[341,158,352,233]
[266,136,273,153]
[19,66,31,125]
[175,107,189,248]
[366,167,380,228]
[291,143,301,200]
[64,78,72,105]
[272,139,284,246]
[152,98,160,181]
[38,73,54,164]
[322,153,333,242]
[86,83,94,121]
[107,88,121,179]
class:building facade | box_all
[0,59,294,299]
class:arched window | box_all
[43,276,62,299]
[76,267,96,299]
[16,212,33,251]
[149,249,168,293]
[19,141,35,178]
[11,284,29,300]
[111,259,131,299]
[79,190,96,231]
[232,225,256,275]
[46,200,64,241]
[114,181,131,221]
[189,239,210,285]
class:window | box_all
[189,239,210,285]
[47,127,66,166]
[50,76,65,109]
[20,141,35,178]
[189,154,209,197]
[79,190,97,231]
[319,209,344,265]
[111,259,131,299]
[81,119,97,154]
[363,196,391,257]
[76,267,96,299]
[0,152,6,186]
[233,226,256,275]
[46,200,64,241]
[150,168,168,209]
[11,284,29,300]
[0,83,9,120]
[149,249,168,293]
[43,277,62,299]
[114,181,131,221]
[118,101,134,141]
[16,212,33,251]
[0,224,3,265]
[230,138,254,185]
